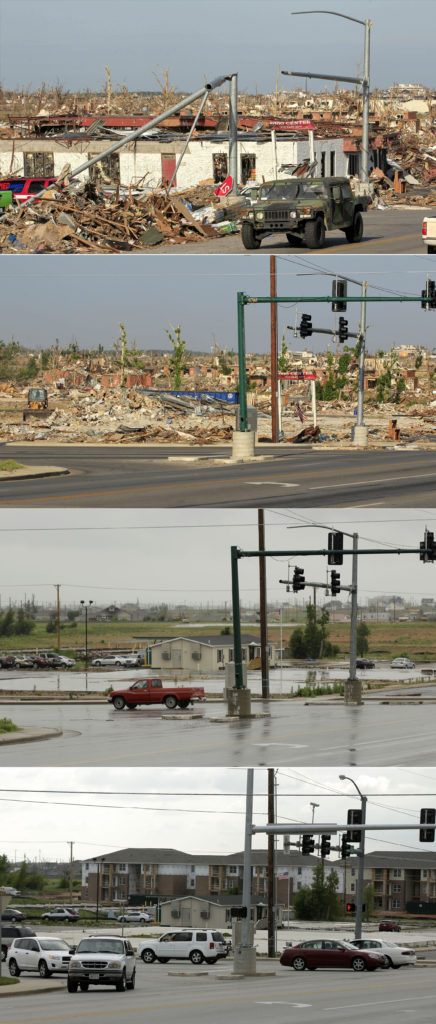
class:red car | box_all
[107,677,206,711]
[280,939,385,972]
[0,177,59,202]
[379,920,401,932]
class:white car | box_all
[350,938,416,968]
[138,929,228,965]
[91,655,129,667]
[117,911,153,924]
[7,935,73,977]
[391,658,415,670]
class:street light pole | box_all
[339,775,367,940]
[80,600,93,670]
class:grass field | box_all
[1,618,435,662]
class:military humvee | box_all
[241,176,369,250]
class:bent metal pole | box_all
[20,74,233,208]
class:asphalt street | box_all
[1,446,436,507]
[0,964,433,1024]
[152,206,432,255]
[1,699,435,767]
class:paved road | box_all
[0,963,433,1024]
[153,207,433,255]
[1,700,435,767]
[1,446,436,507]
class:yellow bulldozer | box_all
[23,387,50,421]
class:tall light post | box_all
[339,774,367,940]
[310,802,319,823]
[80,600,93,670]
[283,10,372,183]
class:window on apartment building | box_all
[430,883,436,898]
[297,882,302,890]
[320,151,326,176]
[145,878,152,889]
[374,882,383,893]
[350,883,355,892]
[191,865,195,872]
[297,867,302,875]
[392,869,401,877]
[241,153,256,184]
[392,884,401,893]
[23,152,54,177]
[330,151,335,176]
[374,869,383,879]
[117,863,127,871]
[190,879,195,887]
[213,153,228,183]
[392,899,400,910]
[422,884,427,896]
[217,650,224,663]
[85,863,89,871]
[228,866,237,874]
[351,869,356,876]
[89,152,120,184]
[348,153,359,176]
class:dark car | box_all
[1,926,36,962]
[379,920,401,932]
[280,939,385,972]
[0,655,17,669]
[1,908,25,922]
[356,658,375,669]
[32,655,52,669]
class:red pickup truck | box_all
[107,677,206,711]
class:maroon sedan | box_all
[379,920,401,932]
[280,939,385,972]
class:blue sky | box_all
[1,0,434,92]
[1,254,435,355]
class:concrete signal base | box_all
[231,430,256,460]
[233,946,257,976]
[226,688,252,717]
[352,425,368,446]
[344,679,363,705]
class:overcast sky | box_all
[0,508,435,608]
[1,766,435,863]
[1,1,434,92]
[2,255,435,356]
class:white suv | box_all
[138,929,228,965]
[7,936,73,977]
[67,935,136,992]
[391,658,415,669]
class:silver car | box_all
[350,938,416,968]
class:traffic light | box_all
[330,570,341,596]
[320,834,331,858]
[332,279,347,312]
[420,808,436,842]
[328,531,344,566]
[347,809,363,843]
[341,834,352,858]
[346,902,356,913]
[301,834,315,855]
[338,316,348,342]
[421,279,436,311]
[299,314,313,339]
[292,566,305,592]
[419,528,435,563]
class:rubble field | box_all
[1,382,435,448]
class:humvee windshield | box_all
[259,182,321,202]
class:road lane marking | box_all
[309,472,434,491]
[323,994,435,1010]
[326,232,421,253]
[247,482,299,488]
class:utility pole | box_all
[258,510,270,699]
[270,257,278,442]
[354,280,368,445]
[56,584,61,650]
[345,534,360,704]
[267,769,275,958]
[69,842,73,902]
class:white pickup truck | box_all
[422,217,436,253]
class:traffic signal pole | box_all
[354,281,368,445]
[345,534,360,704]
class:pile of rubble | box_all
[0,181,245,254]
[0,385,236,444]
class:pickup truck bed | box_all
[108,677,206,710]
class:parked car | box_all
[67,935,136,992]
[13,656,34,669]
[31,655,52,669]
[350,938,416,968]
[0,176,61,203]
[356,658,375,669]
[1,926,36,962]
[379,919,401,932]
[1,908,25,922]
[47,654,75,668]
[117,911,153,924]
[41,909,79,922]
[7,935,74,977]
[108,678,206,711]
[138,929,228,965]
[0,655,17,669]
[280,939,385,972]
[391,658,415,670]
[92,655,129,667]
[122,655,143,667]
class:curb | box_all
[0,727,62,745]
[0,979,64,997]
[0,466,70,481]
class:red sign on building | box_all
[267,120,315,131]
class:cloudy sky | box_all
[0,507,435,609]
[1,766,435,864]
[1,255,435,356]
[1,1,433,91]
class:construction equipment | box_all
[23,387,50,421]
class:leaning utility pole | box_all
[270,257,278,442]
